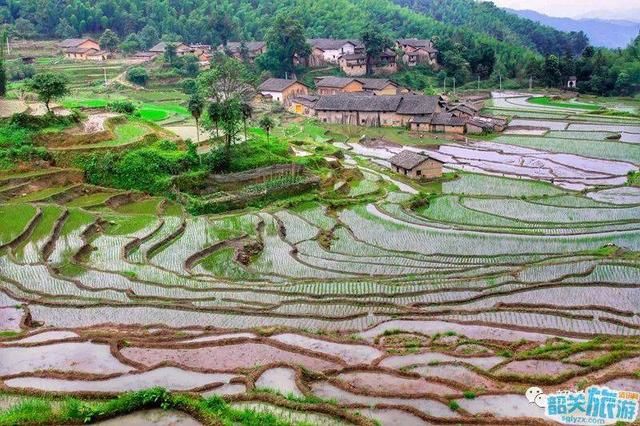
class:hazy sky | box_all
[486,0,640,19]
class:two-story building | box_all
[396,38,439,68]
[258,78,310,107]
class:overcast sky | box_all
[486,0,640,19]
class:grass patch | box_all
[115,198,162,215]
[0,204,37,244]
[104,214,156,236]
[527,96,601,111]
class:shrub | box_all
[107,100,137,114]
[126,67,149,86]
[78,140,197,194]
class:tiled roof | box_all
[396,95,441,115]
[309,39,361,51]
[149,42,190,53]
[258,78,305,92]
[314,94,400,112]
[314,94,441,115]
[429,112,467,126]
[225,41,266,53]
[389,150,435,169]
[316,77,363,89]
[292,95,319,107]
[58,38,96,48]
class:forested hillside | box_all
[0,0,638,95]
[392,0,589,55]
[0,0,586,55]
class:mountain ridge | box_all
[506,8,640,48]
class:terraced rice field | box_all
[1,93,640,425]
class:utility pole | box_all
[443,77,446,94]
[453,77,456,95]
[477,75,480,91]
[529,76,533,91]
[499,75,502,91]
[103,67,107,86]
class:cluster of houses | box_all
[257,76,505,135]
[57,36,438,77]
[300,38,439,76]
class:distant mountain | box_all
[507,9,640,49]
[576,9,640,22]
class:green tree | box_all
[187,93,205,144]
[0,30,6,97]
[26,73,69,113]
[207,101,222,138]
[361,27,392,75]
[257,13,310,78]
[54,18,76,39]
[240,102,252,141]
[259,115,275,142]
[99,29,120,52]
[217,97,243,161]
[138,25,160,50]
[12,18,36,40]
[120,34,142,55]
[126,67,149,86]
[211,14,237,47]
[181,55,200,78]
[164,43,177,66]
[197,54,254,102]
[543,54,562,88]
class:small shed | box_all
[567,76,577,89]
[429,113,466,134]
[409,115,431,132]
[388,150,444,179]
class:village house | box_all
[389,150,444,179]
[63,47,108,61]
[223,41,267,62]
[315,76,404,96]
[149,42,193,56]
[306,39,363,67]
[465,116,508,134]
[258,78,310,107]
[447,102,480,119]
[58,38,100,52]
[312,94,444,127]
[290,95,320,115]
[132,51,158,62]
[338,48,397,76]
[396,38,439,68]
[58,38,108,61]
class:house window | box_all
[416,170,422,176]
[404,169,407,175]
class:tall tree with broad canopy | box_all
[26,73,69,113]
[196,53,254,102]
[99,29,120,52]
[361,27,393,75]
[257,13,310,78]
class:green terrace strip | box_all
[0,388,342,426]
[527,96,602,111]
